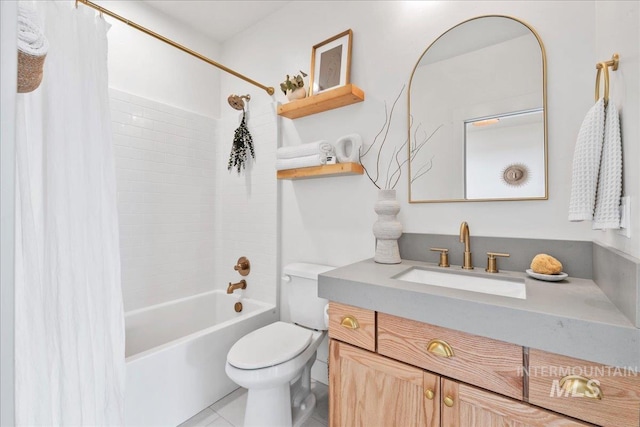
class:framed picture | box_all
[309,29,353,96]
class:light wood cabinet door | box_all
[440,378,591,427]
[329,339,439,427]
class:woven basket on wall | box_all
[17,49,46,93]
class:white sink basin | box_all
[394,267,526,299]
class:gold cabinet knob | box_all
[430,248,450,267]
[485,252,510,273]
[424,389,435,400]
[340,315,359,330]
[559,375,603,400]
[426,339,454,358]
[443,396,454,407]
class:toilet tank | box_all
[283,263,334,331]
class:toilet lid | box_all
[227,322,312,369]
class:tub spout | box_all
[227,279,247,294]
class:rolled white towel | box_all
[17,5,49,93]
[277,141,334,159]
[276,154,327,171]
[18,6,49,57]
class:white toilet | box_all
[225,263,333,427]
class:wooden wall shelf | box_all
[277,163,364,180]
[277,84,365,119]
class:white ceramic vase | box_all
[286,87,307,101]
[373,189,402,264]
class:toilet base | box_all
[241,350,319,427]
[243,385,318,427]
[292,391,316,427]
[244,384,292,427]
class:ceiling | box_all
[142,1,291,42]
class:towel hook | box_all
[595,62,610,103]
[595,53,619,104]
[596,53,619,72]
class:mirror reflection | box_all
[408,15,547,202]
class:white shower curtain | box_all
[15,2,125,425]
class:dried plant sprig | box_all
[410,123,442,184]
[360,85,405,189]
[227,111,255,174]
[360,85,441,190]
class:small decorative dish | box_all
[526,269,568,282]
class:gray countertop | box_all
[318,258,640,368]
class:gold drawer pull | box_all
[424,389,434,400]
[427,339,454,358]
[443,396,454,407]
[340,315,359,330]
[559,375,603,400]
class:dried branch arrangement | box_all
[359,85,441,189]
[227,111,255,174]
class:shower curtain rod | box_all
[75,0,275,95]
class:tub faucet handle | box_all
[234,256,250,276]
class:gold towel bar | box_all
[75,0,275,96]
[595,53,619,103]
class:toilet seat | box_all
[227,322,312,369]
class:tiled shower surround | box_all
[110,88,278,311]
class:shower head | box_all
[228,94,251,110]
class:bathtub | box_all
[124,290,277,426]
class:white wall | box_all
[213,104,279,306]
[110,87,279,311]
[0,2,17,424]
[104,1,280,312]
[594,1,640,256]
[110,89,218,311]
[98,1,221,118]
[220,1,640,266]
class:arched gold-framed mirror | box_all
[408,15,547,203]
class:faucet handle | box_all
[486,252,510,273]
[430,248,450,267]
[234,256,250,276]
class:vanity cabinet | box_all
[328,302,640,427]
[329,340,587,427]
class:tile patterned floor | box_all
[178,381,328,427]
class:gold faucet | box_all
[459,221,473,269]
[227,279,247,294]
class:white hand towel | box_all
[592,101,622,229]
[276,154,327,171]
[277,141,334,159]
[568,98,606,221]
